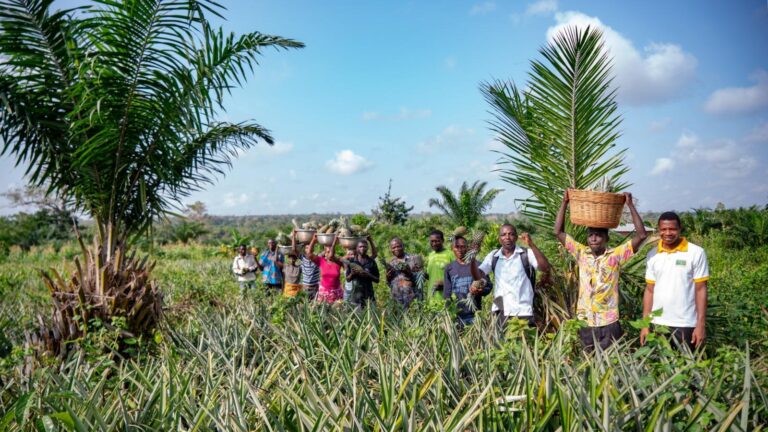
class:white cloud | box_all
[470,2,496,15]
[650,157,674,175]
[745,121,768,144]
[444,56,457,70]
[325,150,373,175]
[666,133,759,179]
[704,70,768,115]
[676,131,699,148]
[223,192,250,208]
[648,117,671,133]
[361,107,432,121]
[416,125,475,154]
[526,0,557,15]
[546,12,697,105]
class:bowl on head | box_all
[295,229,316,244]
[278,245,296,256]
[338,236,364,251]
[316,233,336,247]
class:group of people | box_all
[233,190,710,351]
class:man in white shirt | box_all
[640,212,709,351]
[232,244,258,293]
[470,224,551,328]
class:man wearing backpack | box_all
[470,224,551,329]
[554,190,647,352]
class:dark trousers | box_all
[579,321,623,352]
[667,326,696,352]
[303,284,318,300]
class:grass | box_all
[0,235,767,430]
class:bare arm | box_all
[367,235,378,260]
[469,257,486,281]
[326,235,343,265]
[639,282,655,345]
[306,233,318,261]
[625,192,648,252]
[553,190,569,244]
[520,233,550,274]
[691,281,708,347]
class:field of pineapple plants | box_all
[1,211,767,430]
[1,0,766,429]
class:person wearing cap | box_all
[554,190,647,352]
[640,211,709,351]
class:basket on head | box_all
[568,188,626,228]
[316,233,336,247]
[338,236,364,251]
[295,229,316,244]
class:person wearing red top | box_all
[307,233,344,303]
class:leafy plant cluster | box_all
[0,292,765,430]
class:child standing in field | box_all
[283,238,302,297]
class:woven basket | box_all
[568,188,625,228]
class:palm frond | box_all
[481,26,627,240]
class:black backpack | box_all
[490,247,536,287]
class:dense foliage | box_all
[1,207,766,429]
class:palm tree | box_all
[0,0,302,353]
[428,180,503,228]
[480,26,627,240]
[479,26,628,330]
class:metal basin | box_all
[338,236,364,250]
[295,229,316,244]
[316,232,336,246]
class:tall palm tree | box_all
[428,180,503,228]
[0,0,302,353]
[0,0,303,258]
[480,26,627,240]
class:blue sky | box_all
[2,0,767,215]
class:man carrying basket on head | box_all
[554,190,647,352]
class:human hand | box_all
[691,325,706,347]
[639,328,650,345]
[563,189,570,203]
[623,192,633,206]
[520,232,533,246]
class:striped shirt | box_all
[300,255,320,285]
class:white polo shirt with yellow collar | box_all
[645,238,709,328]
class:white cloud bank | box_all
[546,11,697,106]
[653,131,759,179]
[704,70,768,116]
[325,150,372,175]
[526,0,557,15]
[650,157,674,175]
[470,2,496,16]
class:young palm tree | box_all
[428,180,502,228]
[480,26,629,329]
[0,0,302,353]
[480,26,627,239]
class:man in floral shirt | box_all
[554,190,648,351]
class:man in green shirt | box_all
[424,230,455,297]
